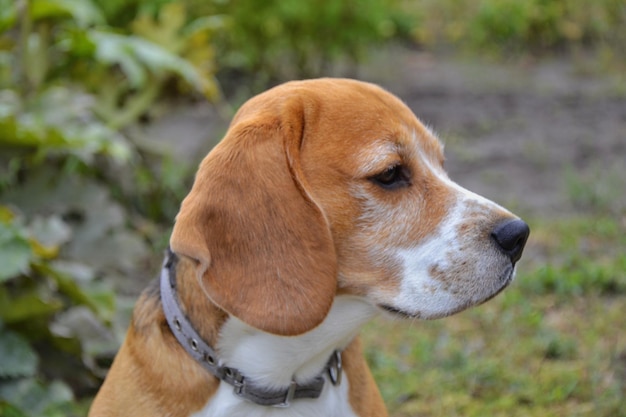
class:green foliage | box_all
[470,0,538,51]
[0,206,117,415]
[0,87,131,164]
[467,0,622,53]
[0,0,222,415]
[0,0,220,131]
[0,329,38,378]
[0,213,32,282]
[0,378,77,417]
[410,0,626,59]
[198,0,414,89]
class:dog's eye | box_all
[370,165,410,189]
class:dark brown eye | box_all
[370,165,410,189]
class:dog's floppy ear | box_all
[170,99,337,336]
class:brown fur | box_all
[90,256,386,416]
[89,78,475,416]
[90,258,225,416]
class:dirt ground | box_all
[146,45,626,222]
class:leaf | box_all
[133,39,203,88]
[0,378,73,416]
[28,215,72,256]
[30,0,105,27]
[0,330,38,378]
[0,206,16,223]
[0,87,132,162]
[33,262,115,318]
[49,260,95,283]
[84,288,116,321]
[131,2,187,52]
[183,15,229,38]
[50,306,117,357]
[130,7,222,99]
[0,0,17,33]
[0,238,31,281]
[66,228,148,274]
[0,220,32,282]
[0,288,63,324]
[88,30,209,93]
[90,31,147,87]
[0,401,28,417]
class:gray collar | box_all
[159,249,343,408]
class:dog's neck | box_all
[215,296,378,389]
[172,256,379,414]
[199,297,378,417]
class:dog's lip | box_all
[477,267,515,305]
[377,303,461,320]
[378,304,419,319]
[377,269,515,320]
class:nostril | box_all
[491,219,530,263]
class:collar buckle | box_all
[327,350,343,386]
[274,380,297,408]
[230,369,246,395]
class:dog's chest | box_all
[192,380,358,417]
[190,296,377,417]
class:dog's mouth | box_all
[475,265,516,305]
[377,303,465,320]
[378,267,516,320]
[378,304,419,319]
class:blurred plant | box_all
[410,0,626,60]
[0,156,161,415]
[0,0,220,131]
[194,0,416,90]
[0,0,223,414]
[0,203,118,416]
[0,0,224,215]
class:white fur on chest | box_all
[191,296,378,417]
[194,378,357,417]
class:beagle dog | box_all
[89,78,529,417]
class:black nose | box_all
[491,219,530,263]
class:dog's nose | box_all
[491,219,530,264]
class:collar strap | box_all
[159,249,343,407]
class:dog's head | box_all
[170,79,529,336]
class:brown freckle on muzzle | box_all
[428,263,457,294]
[457,221,473,236]
[428,264,444,281]
[428,252,480,296]
[456,217,495,240]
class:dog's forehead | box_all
[355,122,443,166]
[311,113,445,178]
[232,79,445,175]
[289,80,445,168]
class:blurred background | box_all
[0,0,624,415]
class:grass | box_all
[565,162,626,216]
[363,214,626,416]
